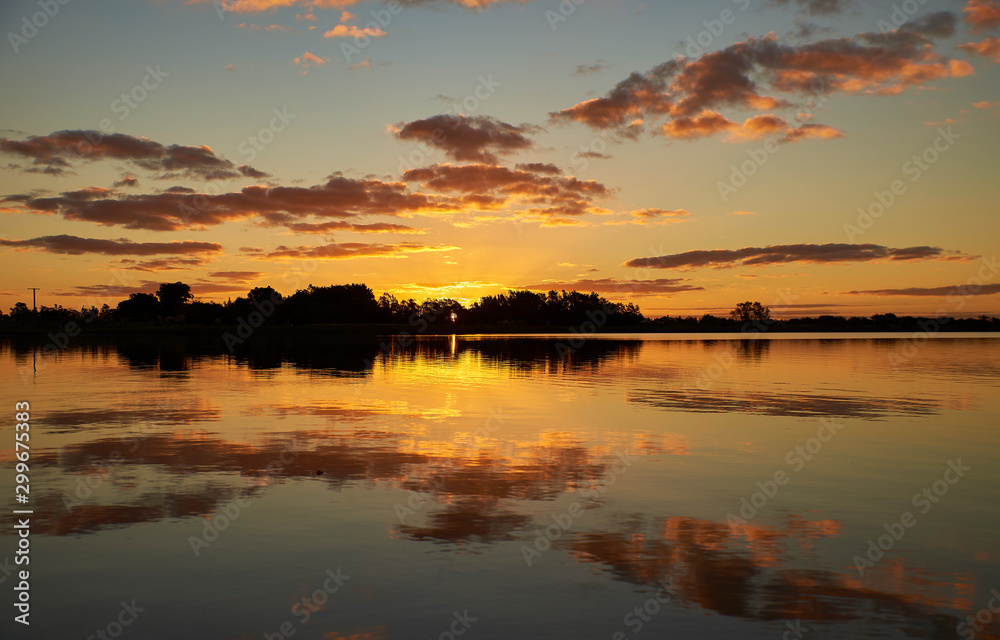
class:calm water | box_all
[1,334,999,640]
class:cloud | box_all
[114,257,212,271]
[68,280,249,298]
[401,163,611,217]
[4,176,454,231]
[973,99,1000,113]
[628,208,691,225]
[520,278,704,296]
[191,0,531,13]
[782,123,844,142]
[551,23,967,141]
[842,283,1000,296]
[260,241,457,260]
[113,176,139,188]
[5,161,613,231]
[391,115,538,163]
[348,58,389,70]
[765,0,853,16]
[958,36,1000,62]
[323,24,386,38]
[293,51,329,72]
[206,271,264,281]
[514,162,561,174]
[0,235,223,256]
[279,220,425,234]
[0,130,268,181]
[661,111,737,140]
[659,111,844,143]
[963,0,1000,32]
[573,61,606,76]
[625,243,972,270]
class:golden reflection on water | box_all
[1,335,998,639]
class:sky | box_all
[1,0,999,318]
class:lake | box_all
[1,333,998,639]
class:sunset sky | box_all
[1,0,998,318]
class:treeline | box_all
[2,283,997,332]
[650,312,998,332]
[0,282,646,329]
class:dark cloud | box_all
[521,278,704,296]
[260,241,457,260]
[514,162,562,174]
[113,176,139,188]
[573,61,606,76]
[206,271,264,282]
[551,22,966,141]
[114,257,211,271]
[0,234,222,256]
[280,220,425,234]
[0,130,268,181]
[402,163,611,217]
[765,0,853,16]
[843,283,1000,296]
[391,115,538,163]
[3,176,454,232]
[625,243,972,270]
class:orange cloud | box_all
[293,51,329,72]
[661,111,737,140]
[553,19,968,142]
[963,0,1000,32]
[323,24,386,38]
[958,36,1000,62]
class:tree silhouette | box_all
[116,293,161,322]
[156,282,193,316]
[730,301,771,324]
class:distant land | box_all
[2,281,996,337]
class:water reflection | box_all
[2,335,998,639]
[560,514,974,638]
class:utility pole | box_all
[28,287,39,312]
